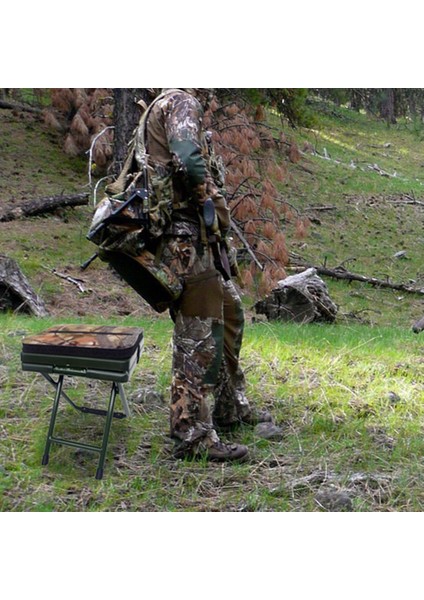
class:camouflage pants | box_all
[161,224,251,453]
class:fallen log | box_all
[304,205,337,212]
[314,265,424,296]
[288,255,424,296]
[0,99,44,115]
[387,197,424,207]
[0,192,89,222]
[0,254,48,316]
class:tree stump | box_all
[0,254,48,317]
[254,267,338,323]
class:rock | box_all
[315,488,353,512]
[132,388,165,407]
[254,422,284,440]
[412,315,424,333]
[388,391,401,405]
[7,330,28,337]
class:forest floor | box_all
[1,101,424,512]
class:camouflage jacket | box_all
[136,88,230,234]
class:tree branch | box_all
[290,260,424,295]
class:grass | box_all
[1,314,423,512]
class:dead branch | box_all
[387,196,424,207]
[85,126,114,192]
[367,163,395,178]
[290,259,424,296]
[0,99,44,115]
[292,162,316,176]
[0,192,89,222]
[51,269,88,293]
[304,205,337,212]
[230,218,264,271]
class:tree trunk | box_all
[0,255,48,316]
[350,89,363,111]
[380,89,397,125]
[111,88,154,176]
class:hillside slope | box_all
[277,102,424,328]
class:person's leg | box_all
[213,280,273,428]
[170,311,222,452]
[163,235,248,460]
[171,309,248,461]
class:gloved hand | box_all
[202,197,221,240]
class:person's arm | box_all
[164,92,208,195]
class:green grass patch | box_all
[1,314,423,512]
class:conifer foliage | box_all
[204,91,299,294]
[45,88,114,168]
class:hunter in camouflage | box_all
[138,88,273,461]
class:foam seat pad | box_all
[22,325,144,360]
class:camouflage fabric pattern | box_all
[161,226,251,452]
[131,249,183,300]
[22,325,143,358]
[102,249,183,313]
[88,194,148,256]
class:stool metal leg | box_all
[42,374,64,466]
[117,383,131,417]
[95,382,118,480]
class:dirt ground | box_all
[0,209,158,320]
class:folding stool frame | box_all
[40,372,131,480]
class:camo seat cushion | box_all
[22,325,144,360]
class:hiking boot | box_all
[240,408,273,426]
[206,441,249,462]
[214,408,274,431]
[173,439,248,462]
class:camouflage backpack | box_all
[87,90,183,313]
[88,89,181,252]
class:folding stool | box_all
[21,324,144,479]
